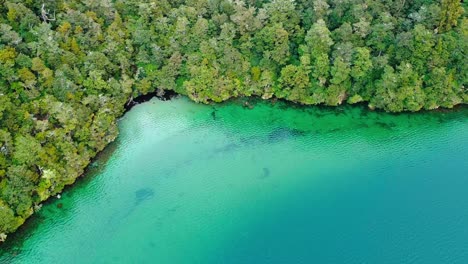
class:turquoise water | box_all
[1,97,468,263]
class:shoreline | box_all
[123,89,179,113]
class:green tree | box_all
[439,0,464,32]
[305,19,333,86]
[0,200,21,234]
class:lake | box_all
[1,97,467,263]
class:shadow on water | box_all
[124,90,178,112]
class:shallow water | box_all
[1,97,467,264]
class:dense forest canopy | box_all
[0,0,466,240]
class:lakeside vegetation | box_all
[0,0,466,240]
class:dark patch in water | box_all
[333,107,346,116]
[106,188,155,228]
[163,169,175,178]
[239,136,263,146]
[211,110,217,120]
[359,109,370,118]
[259,168,270,179]
[135,188,155,204]
[375,121,396,130]
[214,143,240,154]
[268,127,306,141]
[311,109,327,118]
[327,128,342,133]
[182,159,193,167]
[167,205,181,213]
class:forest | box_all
[0,0,466,240]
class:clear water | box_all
[1,97,467,264]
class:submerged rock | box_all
[268,127,305,141]
[135,188,155,204]
[259,168,270,179]
[243,101,254,109]
[214,143,240,154]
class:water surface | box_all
[1,97,467,263]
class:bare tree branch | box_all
[41,3,56,22]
